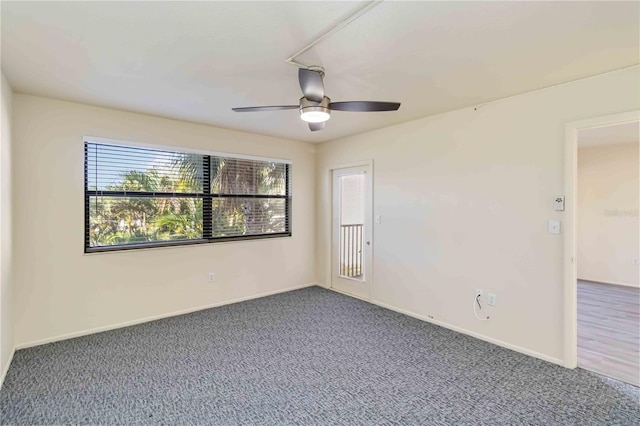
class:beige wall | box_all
[12,95,316,347]
[316,66,639,363]
[577,142,639,287]
[6,65,640,365]
[1,72,15,384]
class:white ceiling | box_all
[2,1,638,143]
[578,121,639,148]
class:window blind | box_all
[85,142,291,252]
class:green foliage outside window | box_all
[86,143,290,251]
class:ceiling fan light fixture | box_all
[299,96,331,123]
[232,70,401,132]
[300,109,331,123]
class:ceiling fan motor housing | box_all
[299,96,331,123]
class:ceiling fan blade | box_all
[308,122,325,132]
[232,105,298,112]
[329,101,401,112]
[298,68,324,102]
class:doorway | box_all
[331,164,372,300]
[565,113,639,386]
[576,121,639,385]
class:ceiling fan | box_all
[232,67,401,131]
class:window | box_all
[84,141,291,252]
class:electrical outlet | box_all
[475,289,483,298]
[208,272,216,283]
[488,293,496,306]
[633,258,639,266]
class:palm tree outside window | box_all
[84,141,291,253]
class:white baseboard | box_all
[0,346,16,390]
[327,286,370,302]
[16,282,317,350]
[368,299,564,366]
[325,286,564,367]
[14,282,565,369]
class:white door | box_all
[331,165,372,299]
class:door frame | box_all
[563,110,639,368]
[327,160,374,301]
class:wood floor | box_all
[577,280,640,386]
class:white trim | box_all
[0,346,16,390]
[16,283,317,350]
[327,160,374,301]
[564,110,640,369]
[84,136,293,164]
[327,160,374,170]
[369,297,564,366]
[329,286,371,303]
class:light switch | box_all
[375,215,381,224]
[548,220,561,234]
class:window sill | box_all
[84,233,292,255]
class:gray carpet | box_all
[1,286,638,425]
